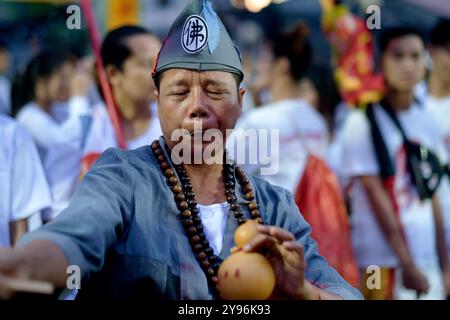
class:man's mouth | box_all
[188,127,218,137]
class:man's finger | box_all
[256,225,296,242]
[0,248,18,272]
[243,233,278,253]
[0,274,14,300]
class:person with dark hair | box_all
[13,50,92,223]
[231,23,328,193]
[231,23,359,288]
[341,26,450,299]
[0,0,361,300]
[421,19,450,262]
[15,50,91,159]
[84,25,162,155]
[0,42,11,115]
[45,25,163,221]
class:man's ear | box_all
[427,45,437,61]
[154,89,159,101]
[238,87,245,115]
[106,65,120,86]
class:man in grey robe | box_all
[0,0,362,300]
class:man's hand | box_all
[242,224,343,300]
[70,57,94,97]
[0,247,29,299]
[0,240,69,299]
[401,263,429,295]
[243,224,307,299]
[442,267,450,298]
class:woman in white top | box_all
[44,26,163,221]
[231,24,328,193]
[0,115,52,247]
[14,50,91,161]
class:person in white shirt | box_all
[230,24,328,194]
[44,26,163,221]
[342,26,450,299]
[12,50,91,223]
[81,25,163,154]
[422,19,450,259]
[0,43,11,116]
[0,115,52,247]
[15,50,91,161]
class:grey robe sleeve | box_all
[18,148,134,280]
[254,178,363,300]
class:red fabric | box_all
[383,176,407,242]
[80,0,126,149]
[80,152,102,179]
[294,155,360,288]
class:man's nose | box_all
[188,88,209,119]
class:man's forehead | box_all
[161,69,236,86]
[125,34,161,54]
[386,35,424,51]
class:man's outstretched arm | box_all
[0,240,69,298]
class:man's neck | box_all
[184,162,226,205]
[428,71,450,98]
[114,92,153,141]
[270,75,298,102]
[384,88,414,111]
[35,99,51,114]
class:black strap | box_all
[365,103,395,179]
[378,99,411,144]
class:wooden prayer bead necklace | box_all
[150,139,263,290]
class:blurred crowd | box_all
[1,2,450,300]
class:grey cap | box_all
[152,0,243,84]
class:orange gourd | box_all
[217,220,275,300]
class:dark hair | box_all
[0,40,8,51]
[430,19,450,47]
[12,50,72,116]
[272,23,312,81]
[379,26,426,53]
[101,25,153,70]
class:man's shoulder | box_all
[248,174,294,204]
[93,145,159,176]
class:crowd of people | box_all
[0,0,449,300]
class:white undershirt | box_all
[197,202,229,255]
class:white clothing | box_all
[0,75,11,115]
[229,99,329,194]
[197,202,229,256]
[16,96,90,160]
[342,104,447,269]
[44,102,162,220]
[0,115,52,246]
[423,93,450,257]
